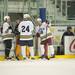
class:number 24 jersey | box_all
[18,21,34,40]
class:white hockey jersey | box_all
[35,26,40,33]
[2,22,13,40]
[40,22,52,41]
[18,20,34,40]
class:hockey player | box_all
[14,19,20,60]
[35,18,42,56]
[2,16,14,60]
[18,14,34,60]
[40,20,55,60]
[14,19,20,36]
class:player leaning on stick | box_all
[18,14,35,60]
[2,16,14,60]
[35,18,42,56]
[40,20,55,60]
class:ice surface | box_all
[0,59,75,75]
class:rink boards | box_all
[0,55,75,61]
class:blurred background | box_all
[0,0,75,25]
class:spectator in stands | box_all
[61,26,74,54]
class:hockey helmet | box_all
[4,16,10,21]
[36,18,42,22]
[23,14,30,19]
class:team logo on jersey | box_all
[69,39,75,53]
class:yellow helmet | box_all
[36,18,42,26]
[36,18,42,22]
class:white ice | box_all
[0,59,75,75]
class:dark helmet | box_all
[45,20,49,24]
[67,26,72,30]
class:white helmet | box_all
[37,18,42,22]
[4,16,10,21]
[23,14,30,19]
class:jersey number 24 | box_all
[22,26,30,32]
